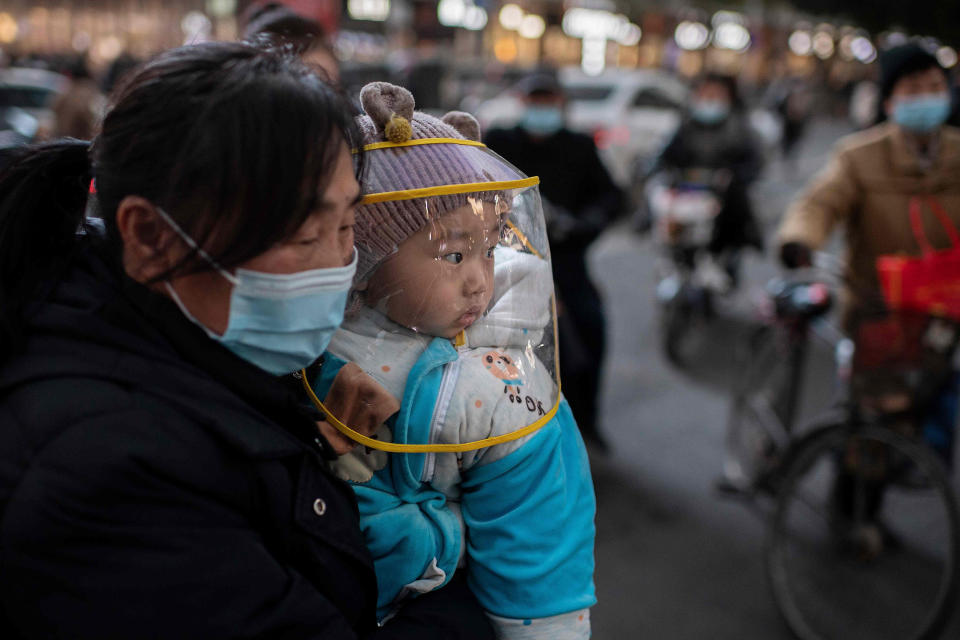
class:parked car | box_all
[561,68,688,186]
[0,67,69,137]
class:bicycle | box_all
[721,257,960,640]
[646,167,735,365]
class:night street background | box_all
[588,116,960,639]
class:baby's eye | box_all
[443,252,464,264]
[485,246,496,259]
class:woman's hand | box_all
[317,362,400,455]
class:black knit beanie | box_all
[880,43,946,99]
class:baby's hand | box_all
[317,362,400,455]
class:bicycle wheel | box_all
[722,325,792,490]
[660,289,692,366]
[766,424,960,640]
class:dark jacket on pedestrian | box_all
[0,240,491,640]
[484,126,623,253]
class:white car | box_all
[0,67,69,136]
[474,68,687,187]
[561,68,688,186]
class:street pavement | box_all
[585,118,960,639]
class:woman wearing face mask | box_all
[650,73,765,273]
[779,43,960,319]
[0,42,492,639]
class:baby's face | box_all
[364,199,501,339]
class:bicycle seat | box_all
[768,280,833,320]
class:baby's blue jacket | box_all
[313,338,596,624]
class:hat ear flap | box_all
[442,111,482,142]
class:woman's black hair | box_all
[242,2,332,58]
[0,41,363,356]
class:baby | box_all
[309,82,595,640]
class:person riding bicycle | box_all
[648,73,765,284]
[778,44,960,322]
[778,43,960,476]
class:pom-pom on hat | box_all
[354,82,534,280]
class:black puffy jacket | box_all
[0,242,492,639]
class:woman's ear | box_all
[115,196,180,283]
[442,111,481,142]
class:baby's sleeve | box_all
[459,397,596,640]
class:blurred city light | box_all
[812,31,835,59]
[348,0,390,22]
[181,11,212,44]
[518,15,546,40]
[0,13,17,44]
[617,23,642,47]
[880,31,910,48]
[498,4,524,31]
[711,11,745,27]
[851,36,877,64]
[438,0,487,31]
[205,0,236,18]
[95,35,123,60]
[713,23,751,52]
[562,7,641,76]
[788,30,812,56]
[937,46,959,69]
[462,6,488,31]
[71,31,91,53]
[674,21,709,51]
[581,36,606,75]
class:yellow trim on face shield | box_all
[361,177,540,205]
[361,138,489,152]
[300,299,562,454]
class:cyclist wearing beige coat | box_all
[778,45,960,327]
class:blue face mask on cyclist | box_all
[891,93,951,133]
[521,106,564,137]
[690,100,731,125]
[156,207,357,376]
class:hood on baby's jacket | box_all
[464,246,553,349]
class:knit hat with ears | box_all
[354,81,513,280]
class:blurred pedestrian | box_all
[650,73,764,275]
[485,72,624,449]
[0,42,492,639]
[51,57,104,140]
[775,77,813,162]
[242,2,339,83]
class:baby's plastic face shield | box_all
[301,139,561,453]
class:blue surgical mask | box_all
[157,207,356,376]
[892,93,951,133]
[690,100,730,125]
[521,106,564,137]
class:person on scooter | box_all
[649,73,764,282]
